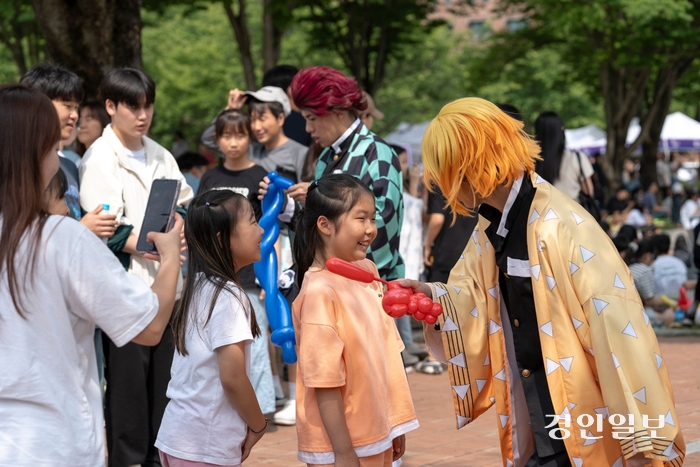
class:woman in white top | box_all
[0,84,182,467]
[534,111,594,200]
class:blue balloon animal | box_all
[254,172,297,364]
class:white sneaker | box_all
[273,399,296,426]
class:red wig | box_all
[290,66,367,117]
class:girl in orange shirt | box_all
[292,173,418,467]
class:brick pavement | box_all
[245,336,700,466]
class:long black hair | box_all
[173,189,261,355]
[534,111,566,184]
[293,173,375,286]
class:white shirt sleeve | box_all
[207,287,254,350]
[61,226,159,347]
[278,195,296,223]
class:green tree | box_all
[295,0,441,96]
[0,0,44,75]
[498,0,700,191]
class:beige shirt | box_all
[554,149,594,200]
[79,124,193,289]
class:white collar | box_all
[331,118,362,154]
[496,173,524,238]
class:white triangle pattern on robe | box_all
[486,241,491,251]
[655,353,663,369]
[442,317,459,332]
[613,274,626,289]
[471,231,478,244]
[537,235,543,252]
[546,358,560,374]
[572,211,585,225]
[642,309,650,326]
[662,442,680,460]
[483,354,490,366]
[612,353,620,369]
[452,384,470,400]
[622,321,637,338]
[529,209,540,225]
[470,307,478,318]
[587,347,595,356]
[580,246,595,262]
[490,397,496,403]
[536,175,547,184]
[572,458,583,467]
[593,298,608,315]
[540,321,553,337]
[569,402,577,410]
[542,208,558,222]
[531,264,541,280]
[665,409,675,426]
[488,286,498,299]
[476,379,487,393]
[494,368,506,381]
[499,414,509,428]
[489,319,502,335]
[560,356,573,373]
[435,287,448,299]
[582,431,598,446]
[594,406,609,419]
[632,387,647,404]
[506,459,514,467]
[457,414,471,429]
[559,405,570,418]
[453,286,461,294]
[569,261,579,275]
[448,353,466,368]
[611,457,623,467]
[572,316,583,330]
[546,275,556,290]
[477,243,481,256]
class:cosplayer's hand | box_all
[80,205,118,238]
[226,88,247,110]
[626,452,652,466]
[334,450,360,467]
[288,182,310,205]
[392,434,406,461]
[396,279,432,298]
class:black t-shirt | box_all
[427,189,478,279]
[283,111,312,147]
[198,164,268,289]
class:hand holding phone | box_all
[143,213,184,263]
[137,179,181,254]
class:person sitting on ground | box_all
[202,86,307,184]
[674,235,692,268]
[651,234,694,300]
[679,187,700,230]
[176,151,210,194]
[628,239,676,326]
[643,181,671,218]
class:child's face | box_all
[250,107,284,146]
[106,99,154,141]
[52,99,80,141]
[218,129,250,162]
[230,201,263,271]
[321,193,377,263]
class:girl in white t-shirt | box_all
[156,190,267,467]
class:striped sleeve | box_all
[360,140,405,280]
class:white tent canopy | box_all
[383,120,431,160]
[565,124,606,155]
[627,112,700,151]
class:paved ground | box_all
[245,336,700,466]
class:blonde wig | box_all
[422,97,541,217]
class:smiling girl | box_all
[292,174,418,467]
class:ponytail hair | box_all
[173,190,261,355]
[293,174,374,286]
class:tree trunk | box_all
[262,0,283,72]
[31,0,142,99]
[223,0,257,90]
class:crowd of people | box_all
[0,60,689,467]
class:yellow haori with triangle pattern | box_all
[427,172,685,467]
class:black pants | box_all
[525,448,571,467]
[103,326,174,467]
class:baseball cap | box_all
[244,86,291,116]
[363,91,384,120]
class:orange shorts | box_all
[307,448,393,467]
